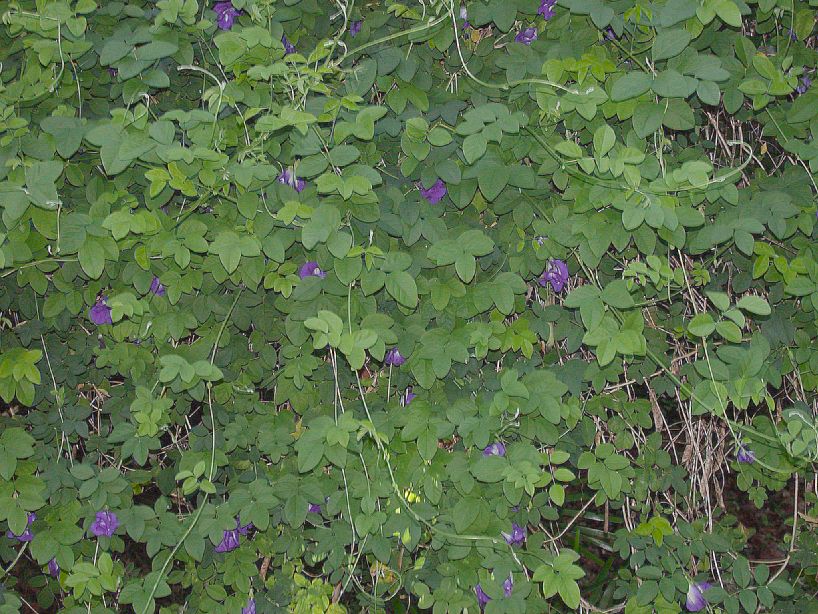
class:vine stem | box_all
[447,1,581,95]
[344,283,525,569]
[337,14,449,65]
[0,542,28,580]
[140,288,243,614]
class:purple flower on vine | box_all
[277,168,306,192]
[736,443,756,464]
[501,522,526,546]
[242,598,256,614]
[503,574,514,597]
[213,1,240,30]
[282,34,296,55]
[90,510,119,538]
[686,582,712,612]
[299,261,326,279]
[214,527,240,553]
[308,503,322,514]
[604,27,617,41]
[419,179,447,204]
[538,259,569,293]
[788,28,797,41]
[214,518,249,553]
[538,0,557,20]
[400,387,416,406]
[349,20,362,37]
[475,584,491,610]
[385,348,406,366]
[460,5,470,29]
[515,27,537,45]
[90,298,113,326]
[150,276,165,297]
[48,558,59,577]
[6,513,35,542]
[483,442,506,457]
[796,75,812,95]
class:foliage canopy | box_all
[1,0,818,612]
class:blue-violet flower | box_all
[539,259,569,293]
[419,179,447,204]
[213,1,240,30]
[686,582,712,612]
[90,510,119,538]
[515,27,537,45]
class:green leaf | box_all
[715,0,743,28]
[593,125,616,157]
[295,433,325,473]
[688,313,716,337]
[633,102,665,138]
[477,163,509,201]
[736,295,771,316]
[652,70,696,98]
[41,116,86,158]
[211,231,243,274]
[463,133,487,164]
[601,280,635,309]
[557,577,581,609]
[555,140,583,158]
[652,29,692,61]
[611,72,653,102]
[78,239,105,279]
[385,271,418,308]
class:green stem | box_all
[140,287,243,614]
[337,14,448,65]
[0,542,28,580]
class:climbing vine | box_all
[1,0,818,612]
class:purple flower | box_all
[298,261,326,280]
[349,20,362,37]
[308,503,322,514]
[242,598,255,614]
[788,28,797,41]
[108,68,118,78]
[538,258,569,293]
[796,75,812,95]
[149,276,165,297]
[483,442,506,457]
[277,168,306,192]
[460,5,470,29]
[214,527,240,553]
[90,510,119,538]
[502,574,514,597]
[90,298,113,325]
[6,512,36,542]
[501,522,526,546]
[538,0,557,20]
[385,348,406,367]
[215,517,252,552]
[418,178,447,204]
[686,582,712,612]
[604,27,617,41]
[48,558,59,577]
[515,27,537,45]
[400,388,416,406]
[213,1,240,30]
[475,584,491,610]
[737,443,756,464]
[282,34,296,55]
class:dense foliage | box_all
[1,0,818,612]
